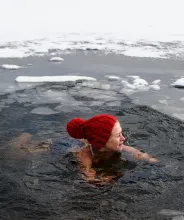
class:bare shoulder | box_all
[73,145,92,168]
[75,145,91,157]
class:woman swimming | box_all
[66,114,158,185]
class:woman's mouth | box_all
[116,142,124,151]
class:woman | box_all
[66,114,158,185]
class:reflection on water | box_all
[0,83,184,220]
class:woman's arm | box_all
[122,145,158,162]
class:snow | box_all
[120,77,161,94]
[133,78,149,87]
[123,47,165,58]
[1,64,21,70]
[1,0,184,41]
[149,84,160,90]
[172,78,184,87]
[49,57,64,62]
[121,78,149,91]
[15,76,96,83]
[159,100,168,105]
[105,76,121,81]
[152,79,161,85]
[0,0,184,58]
[126,76,140,79]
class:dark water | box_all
[0,82,184,220]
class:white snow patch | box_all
[1,64,21,70]
[49,57,64,62]
[152,79,161,85]
[159,100,168,105]
[15,75,96,83]
[180,97,184,102]
[133,78,148,87]
[121,80,136,89]
[126,75,140,79]
[123,47,164,58]
[120,77,162,94]
[121,78,149,93]
[105,76,121,81]
[172,78,184,87]
[149,84,160,90]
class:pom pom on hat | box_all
[66,118,85,139]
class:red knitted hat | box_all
[66,114,117,150]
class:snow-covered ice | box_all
[152,79,161,85]
[15,76,96,83]
[1,64,21,70]
[158,209,184,216]
[49,57,64,62]
[31,107,59,115]
[172,78,184,88]
[105,76,121,81]
[149,84,160,90]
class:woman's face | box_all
[105,121,125,152]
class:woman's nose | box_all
[120,134,125,141]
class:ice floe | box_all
[126,75,140,80]
[159,100,168,105]
[32,90,76,105]
[81,81,110,90]
[172,78,184,88]
[49,57,64,62]
[120,77,149,94]
[1,64,21,70]
[149,84,160,90]
[55,105,91,113]
[15,76,96,83]
[120,76,161,94]
[123,47,165,58]
[152,79,161,85]
[158,209,184,216]
[105,76,121,81]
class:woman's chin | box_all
[115,144,123,152]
